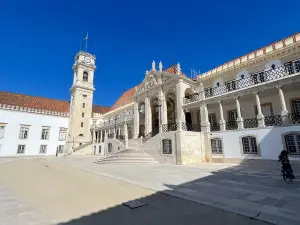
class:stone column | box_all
[235,97,244,129]
[124,122,128,148]
[100,130,103,143]
[158,88,164,133]
[134,102,139,138]
[176,79,186,130]
[200,103,211,132]
[145,96,150,134]
[219,101,226,131]
[277,86,289,125]
[255,92,265,127]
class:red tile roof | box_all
[0,91,110,114]
[109,86,138,111]
[164,65,186,77]
[92,105,110,114]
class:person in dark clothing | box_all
[278,150,295,179]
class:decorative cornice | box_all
[0,103,69,117]
[199,33,300,82]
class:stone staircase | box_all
[95,149,159,165]
[70,142,93,156]
[128,139,141,150]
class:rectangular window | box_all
[254,103,273,117]
[17,145,25,154]
[82,103,85,108]
[81,122,83,127]
[39,145,47,154]
[0,125,5,139]
[242,136,258,154]
[58,128,67,141]
[41,128,50,140]
[82,112,84,118]
[208,113,217,125]
[162,139,172,154]
[228,110,238,122]
[291,99,300,114]
[58,145,64,153]
[211,138,223,154]
[19,126,29,139]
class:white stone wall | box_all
[0,109,68,156]
[177,131,205,164]
[209,125,300,161]
[141,132,177,164]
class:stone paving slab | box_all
[53,157,300,225]
[0,185,56,225]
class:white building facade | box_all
[92,32,300,164]
[1,33,300,164]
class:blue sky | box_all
[1,0,299,107]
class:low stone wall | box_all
[141,132,177,164]
[176,131,205,165]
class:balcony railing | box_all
[116,134,125,145]
[210,123,220,132]
[162,123,178,132]
[204,66,290,98]
[183,93,201,104]
[244,118,258,129]
[265,115,283,126]
[183,61,300,104]
[289,113,300,124]
[226,121,238,130]
[181,123,201,132]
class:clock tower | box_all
[66,51,96,154]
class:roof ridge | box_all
[0,90,69,103]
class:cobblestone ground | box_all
[54,157,300,225]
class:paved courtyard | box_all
[54,156,300,225]
[0,158,271,225]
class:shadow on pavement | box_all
[56,158,300,225]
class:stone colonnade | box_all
[200,86,289,132]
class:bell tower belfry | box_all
[66,51,96,154]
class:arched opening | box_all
[139,124,145,138]
[166,94,176,125]
[151,97,159,135]
[127,126,133,139]
[138,102,145,137]
[184,88,198,103]
[83,71,89,82]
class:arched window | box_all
[83,71,88,82]
[284,133,300,155]
[211,138,223,154]
[242,136,258,154]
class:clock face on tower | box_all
[84,56,91,64]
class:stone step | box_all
[98,157,158,163]
[96,148,159,164]
[96,161,159,165]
